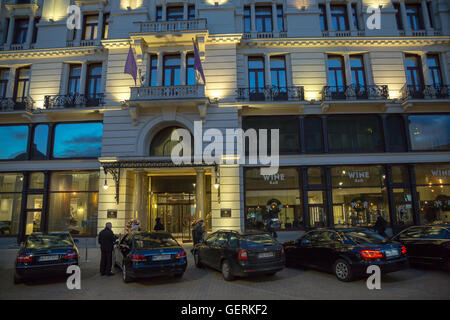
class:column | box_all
[439,52,449,85]
[6,16,15,47]
[272,3,279,34]
[6,67,16,98]
[79,62,88,95]
[60,64,70,95]
[195,169,205,220]
[421,0,432,31]
[399,0,410,33]
[347,1,356,31]
[264,54,271,88]
[180,51,186,85]
[97,11,104,42]
[75,12,83,45]
[183,3,188,20]
[25,14,35,48]
[157,53,163,86]
[250,3,256,33]
[145,52,151,86]
[325,0,334,32]
[162,4,167,21]
[134,170,148,230]
[420,53,431,86]
[343,54,353,86]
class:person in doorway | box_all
[131,219,140,232]
[154,217,164,231]
[193,219,205,245]
[98,222,117,276]
[373,211,387,237]
[266,219,278,239]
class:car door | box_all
[290,231,320,267]
[117,234,132,266]
[393,226,424,261]
[200,232,219,267]
[212,232,229,270]
[418,227,449,264]
[310,231,340,270]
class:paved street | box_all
[0,244,449,300]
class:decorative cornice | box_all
[207,34,243,44]
[0,46,106,60]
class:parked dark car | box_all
[14,232,79,284]
[391,224,450,271]
[113,231,187,283]
[192,230,285,281]
[283,228,408,282]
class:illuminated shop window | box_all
[0,173,24,236]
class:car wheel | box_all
[221,260,234,281]
[122,263,132,283]
[194,251,203,268]
[333,259,353,282]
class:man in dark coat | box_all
[193,220,205,245]
[98,222,116,276]
[373,212,387,237]
[154,217,164,231]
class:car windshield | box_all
[133,233,179,249]
[244,233,277,247]
[26,234,73,249]
[343,230,388,245]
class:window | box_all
[0,173,24,236]
[330,5,348,31]
[102,13,109,39]
[405,4,423,30]
[270,56,287,94]
[408,115,450,151]
[53,122,103,158]
[319,5,327,31]
[351,4,359,30]
[86,63,102,97]
[150,126,191,157]
[405,54,424,92]
[13,67,31,104]
[244,6,251,32]
[149,54,158,87]
[386,115,407,152]
[304,117,323,154]
[48,171,99,236]
[32,17,40,44]
[0,68,9,99]
[0,125,29,160]
[393,3,403,30]
[327,115,384,153]
[391,165,414,226]
[277,5,284,32]
[67,64,81,95]
[427,54,442,88]
[13,18,28,44]
[31,124,49,160]
[156,6,163,22]
[83,15,98,40]
[163,55,181,86]
[350,55,366,88]
[188,5,196,20]
[186,53,195,85]
[167,6,184,21]
[248,56,265,96]
[255,6,272,32]
[327,55,346,97]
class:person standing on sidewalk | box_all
[98,222,116,276]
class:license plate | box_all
[152,254,171,261]
[258,252,274,259]
[385,249,399,258]
[38,255,59,262]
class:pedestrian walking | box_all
[373,212,387,237]
[154,217,164,231]
[98,222,116,276]
[193,219,205,245]
[131,219,140,232]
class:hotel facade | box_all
[0,0,449,242]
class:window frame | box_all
[163,54,181,86]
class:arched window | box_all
[150,126,191,157]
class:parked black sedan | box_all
[192,230,285,281]
[14,232,79,284]
[283,228,408,282]
[113,231,187,283]
[391,224,449,271]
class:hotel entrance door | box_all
[153,194,195,237]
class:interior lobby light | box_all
[214,183,220,189]
[103,179,109,190]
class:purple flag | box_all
[124,45,137,85]
[193,38,206,84]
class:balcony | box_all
[5,0,37,4]
[401,84,450,100]
[138,19,207,33]
[321,85,389,101]
[130,85,206,102]
[243,31,288,39]
[0,97,34,112]
[44,93,105,109]
[236,86,304,102]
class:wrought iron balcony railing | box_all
[6,0,37,4]
[138,19,207,33]
[0,97,34,112]
[236,86,304,102]
[243,31,288,39]
[401,84,450,100]
[130,85,206,101]
[321,84,389,101]
[44,93,105,109]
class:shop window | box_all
[327,115,383,153]
[391,165,414,227]
[414,164,450,224]
[0,173,24,236]
[308,191,327,228]
[53,122,103,159]
[304,117,323,154]
[408,115,450,151]
[331,166,389,227]
[307,167,324,185]
[243,116,300,154]
[245,168,302,231]
[386,115,407,152]
[0,125,29,160]
[31,124,49,160]
[48,171,99,236]
[150,126,192,157]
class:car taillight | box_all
[176,251,186,259]
[64,251,78,260]
[17,254,32,263]
[238,249,248,260]
[401,246,407,255]
[281,247,285,257]
[360,250,383,259]
[131,254,147,262]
